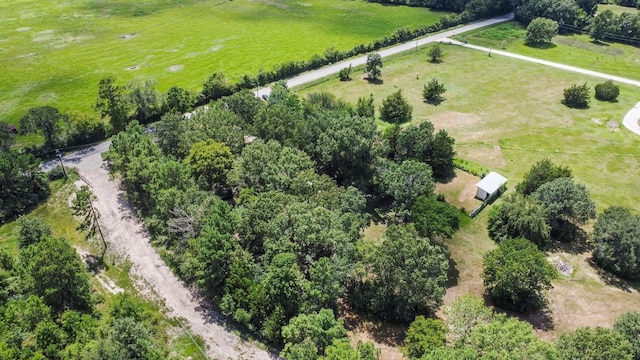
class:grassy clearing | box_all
[0,0,446,124]
[598,3,640,15]
[299,43,640,337]
[454,22,640,80]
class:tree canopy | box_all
[482,238,556,312]
[379,90,413,124]
[592,206,640,280]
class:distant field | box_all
[454,22,640,80]
[0,0,446,123]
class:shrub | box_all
[594,80,620,102]
[562,83,590,108]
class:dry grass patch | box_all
[435,169,482,212]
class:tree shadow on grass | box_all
[587,257,640,294]
[338,301,407,347]
[545,227,591,255]
[365,77,384,85]
[424,97,445,106]
[488,299,555,332]
[526,42,557,49]
[447,256,460,287]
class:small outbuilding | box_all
[475,172,507,201]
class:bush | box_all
[594,80,620,102]
[338,65,352,81]
[423,78,446,104]
[525,17,559,45]
[562,83,590,109]
[47,165,66,180]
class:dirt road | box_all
[72,150,276,360]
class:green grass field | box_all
[0,0,446,124]
[454,22,640,80]
[598,3,640,15]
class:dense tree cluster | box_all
[0,219,167,359]
[103,86,461,356]
[493,159,595,244]
[482,238,557,312]
[590,9,640,42]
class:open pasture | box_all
[0,0,445,123]
[455,22,640,80]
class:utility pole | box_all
[55,149,67,179]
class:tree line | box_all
[103,83,459,358]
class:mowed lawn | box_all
[0,0,446,123]
[455,21,640,80]
[301,44,640,340]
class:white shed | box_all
[475,172,507,201]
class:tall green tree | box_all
[444,294,494,345]
[590,10,617,42]
[355,225,448,321]
[184,139,233,190]
[379,160,435,212]
[17,216,52,249]
[155,112,190,159]
[516,158,572,196]
[299,110,376,184]
[230,139,314,192]
[0,151,50,223]
[19,106,64,148]
[533,177,596,241]
[201,71,234,101]
[280,308,347,358]
[614,311,640,360]
[410,196,460,239]
[482,238,556,312]
[365,53,383,82]
[592,206,640,280]
[356,94,375,119]
[95,76,130,134]
[21,236,93,314]
[127,80,161,123]
[402,316,446,359]
[525,17,559,45]
[487,193,551,247]
[163,86,194,114]
[379,90,412,124]
[0,123,16,151]
[557,327,633,360]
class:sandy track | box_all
[73,151,276,360]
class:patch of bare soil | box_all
[72,152,276,360]
[435,169,482,211]
[541,250,640,340]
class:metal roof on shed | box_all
[475,172,507,194]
